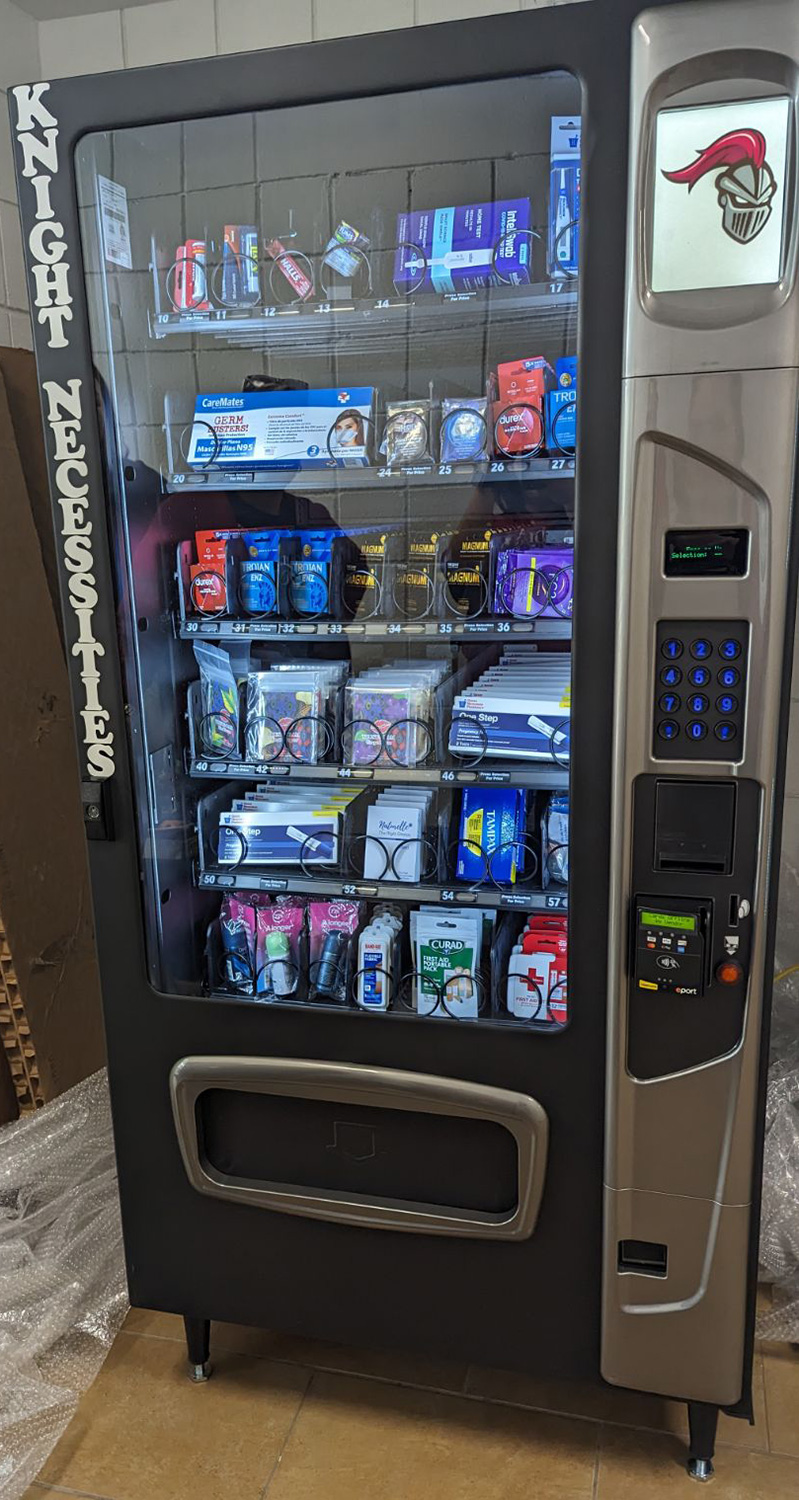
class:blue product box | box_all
[240,530,281,615]
[187,389,374,469]
[548,117,581,279]
[289,530,335,614]
[457,787,525,884]
[546,390,577,454]
[394,199,533,294]
[555,355,577,390]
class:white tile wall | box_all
[122,0,216,66]
[0,1,39,342]
[314,0,414,40]
[12,0,799,942]
[215,0,312,52]
[0,0,39,92]
[39,9,124,78]
[416,0,519,24]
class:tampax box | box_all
[187,389,375,468]
[394,199,533,293]
[548,116,581,278]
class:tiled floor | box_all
[24,1310,799,1499]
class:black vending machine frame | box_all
[11,0,777,1410]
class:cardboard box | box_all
[0,348,104,1114]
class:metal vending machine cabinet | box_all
[10,0,798,1480]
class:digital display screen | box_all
[651,96,791,293]
[664,529,749,579]
[640,910,696,932]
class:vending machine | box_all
[11,0,799,1479]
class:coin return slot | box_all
[617,1239,668,1278]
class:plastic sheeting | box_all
[0,1069,127,1500]
[758,966,799,1343]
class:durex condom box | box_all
[394,199,533,293]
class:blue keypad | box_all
[654,620,747,761]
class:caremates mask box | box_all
[187,388,375,468]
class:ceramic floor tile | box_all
[597,1425,799,1498]
[465,1365,612,1420]
[123,1307,184,1339]
[603,1348,769,1451]
[265,1371,598,1500]
[467,1358,768,1451]
[210,1321,468,1392]
[25,1488,112,1499]
[763,1340,799,1456]
[125,1307,466,1391]
[40,1331,310,1500]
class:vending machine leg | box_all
[184,1316,212,1382]
[686,1401,718,1481]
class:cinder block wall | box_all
[6,0,799,975]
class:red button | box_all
[716,960,744,986]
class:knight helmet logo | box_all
[662,128,777,245]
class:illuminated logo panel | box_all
[651,96,791,293]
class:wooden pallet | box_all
[0,910,43,1113]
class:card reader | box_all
[633,898,710,997]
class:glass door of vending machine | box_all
[13,1,635,1416]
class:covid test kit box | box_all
[187,388,375,468]
[394,199,533,293]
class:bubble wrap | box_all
[757,962,799,1344]
[0,1069,128,1499]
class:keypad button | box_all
[659,692,681,714]
[689,666,710,687]
[716,693,738,715]
[720,638,742,660]
[715,721,737,743]
[687,693,708,714]
[660,665,683,687]
[718,666,740,688]
[661,638,684,660]
[690,639,712,660]
[657,720,680,742]
[687,719,708,741]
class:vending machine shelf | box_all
[196,866,568,912]
[188,757,570,791]
[178,617,572,642]
[163,456,575,494]
[151,281,578,355]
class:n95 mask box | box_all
[188,388,375,468]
